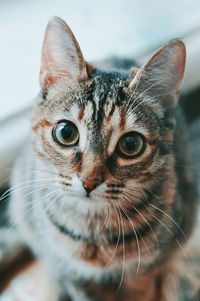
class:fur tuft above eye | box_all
[117,132,145,159]
[52,121,79,147]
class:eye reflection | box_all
[52,121,79,147]
[117,132,145,158]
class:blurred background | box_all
[0,1,200,299]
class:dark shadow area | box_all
[181,87,200,124]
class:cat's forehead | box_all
[49,72,145,130]
[83,71,129,111]
[80,72,128,121]
[43,70,162,139]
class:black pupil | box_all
[123,135,141,153]
[58,123,77,143]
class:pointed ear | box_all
[129,40,186,107]
[40,16,88,89]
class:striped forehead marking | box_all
[75,99,150,157]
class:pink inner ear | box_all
[129,41,185,95]
[40,52,74,89]
[41,70,73,89]
[40,17,88,89]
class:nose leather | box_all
[80,177,103,193]
[82,178,101,189]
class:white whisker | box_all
[105,204,121,267]
[116,203,126,294]
[117,202,141,277]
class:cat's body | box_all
[1,17,200,300]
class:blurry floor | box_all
[0,261,51,301]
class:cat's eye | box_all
[52,121,79,147]
[117,132,145,158]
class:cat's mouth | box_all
[46,209,153,245]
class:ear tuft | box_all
[40,16,88,89]
[129,39,186,106]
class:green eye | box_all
[117,132,145,158]
[52,121,79,147]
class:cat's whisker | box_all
[125,185,172,213]
[99,204,110,234]
[116,203,126,294]
[126,78,167,116]
[129,186,188,243]
[106,204,113,232]
[117,203,141,276]
[149,211,195,277]
[123,187,144,202]
[0,181,57,202]
[105,203,121,267]
[126,66,144,108]
[0,177,56,198]
[120,196,151,257]
[21,182,59,200]
[122,192,160,254]
[122,188,148,209]
[127,96,154,117]
[41,192,64,218]
[133,77,168,105]
[6,189,61,235]
[121,185,189,258]
[27,192,64,245]
[127,186,193,271]
[145,192,188,241]
[30,188,63,217]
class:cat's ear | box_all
[40,17,88,89]
[129,40,186,106]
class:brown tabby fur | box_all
[0,17,200,301]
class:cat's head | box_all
[32,17,186,271]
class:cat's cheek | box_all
[116,156,143,167]
[39,128,76,164]
[68,176,85,195]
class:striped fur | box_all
[4,17,200,300]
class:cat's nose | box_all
[79,176,103,194]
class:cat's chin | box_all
[62,191,111,214]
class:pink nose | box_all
[80,177,103,193]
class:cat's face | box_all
[33,73,169,208]
[32,17,185,273]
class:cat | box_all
[0,16,200,300]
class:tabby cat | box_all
[1,16,200,301]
